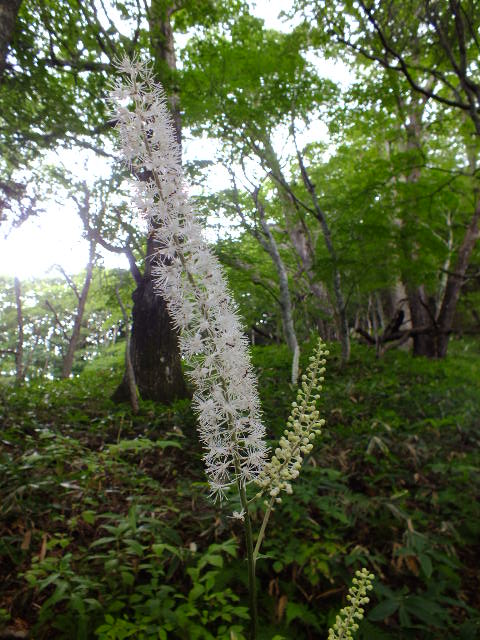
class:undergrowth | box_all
[1,338,479,639]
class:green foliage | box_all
[23,525,247,640]
[1,3,478,637]
[1,340,479,638]
[182,14,334,141]
[250,339,480,639]
[0,269,133,380]
[216,235,286,339]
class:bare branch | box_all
[44,300,70,342]
[55,265,80,301]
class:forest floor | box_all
[1,338,479,640]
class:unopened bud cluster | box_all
[255,339,328,501]
[328,568,374,639]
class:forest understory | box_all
[1,339,479,640]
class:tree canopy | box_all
[0,0,479,378]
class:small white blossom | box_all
[229,509,246,521]
[109,58,267,499]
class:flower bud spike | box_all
[328,568,374,640]
[255,338,328,498]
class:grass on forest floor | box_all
[0,337,479,639]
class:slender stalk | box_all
[237,479,257,640]
[233,453,257,640]
[253,498,275,568]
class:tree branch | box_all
[44,300,70,342]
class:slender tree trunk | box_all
[401,106,478,357]
[255,193,300,383]
[0,0,22,80]
[23,332,39,379]
[258,136,347,357]
[148,0,181,147]
[289,142,350,363]
[434,131,480,356]
[61,240,96,378]
[406,285,436,357]
[436,195,480,357]
[394,98,440,357]
[14,276,24,382]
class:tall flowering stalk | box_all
[109,58,267,501]
[329,569,374,640]
[109,58,370,640]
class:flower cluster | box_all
[109,58,267,499]
[255,339,328,501]
[328,568,374,639]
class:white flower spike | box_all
[109,58,268,499]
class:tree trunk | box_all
[61,240,96,378]
[436,195,480,357]
[289,139,350,363]
[115,286,139,414]
[114,0,187,404]
[255,191,300,383]
[0,0,22,80]
[258,135,348,358]
[394,95,439,357]
[113,251,187,403]
[148,0,181,147]
[406,285,437,357]
[14,276,24,382]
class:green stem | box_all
[237,476,257,640]
[253,498,275,568]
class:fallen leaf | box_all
[39,533,47,561]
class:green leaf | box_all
[418,553,433,578]
[189,583,205,601]
[285,602,307,626]
[368,598,400,621]
[206,554,223,568]
[124,539,144,556]
[81,510,97,525]
[155,439,182,449]
[42,580,69,610]
[404,595,446,626]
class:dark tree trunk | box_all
[403,195,479,358]
[407,286,437,357]
[436,195,480,357]
[113,262,187,403]
[113,0,188,404]
[0,0,22,80]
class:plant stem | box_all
[237,477,258,640]
[253,498,275,568]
